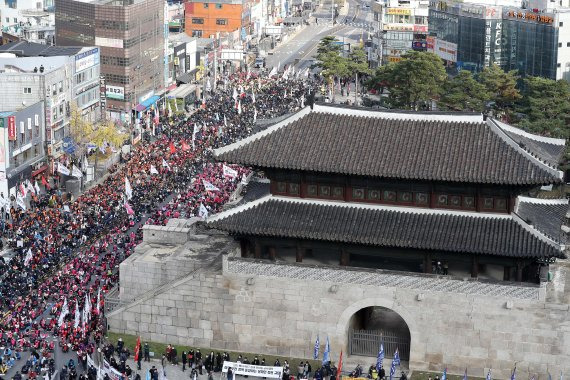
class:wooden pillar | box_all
[254,241,261,259]
[295,242,304,263]
[471,255,479,278]
[516,260,523,282]
[268,246,277,261]
[340,248,350,266]
[503,266,511,281]
[424,252,432,274]
[240,239,248,258]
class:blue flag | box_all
[442,368,447,380]
[486,369,491,380]
[146,370,151,380]
[313,336,320,360]
[322,336,330,365]
[376,342,384,371]
[511,366,516,380]
[389,349,400,380]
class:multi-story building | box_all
[0,41,101,123]
[0,101,45,197]
[54,0,165,123]
[0,55,72,162]
[185,0,250,38]
[0,0,55,44]
[428,0,570,80]
[370,0,430,66]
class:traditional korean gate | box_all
[348,329,410,361]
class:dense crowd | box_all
[0,69,312,379]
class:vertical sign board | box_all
[7,116,16,141]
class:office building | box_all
[370,0,430,66]
[428,0,570,80]
[54,0,165,122]
[185,0,251,38]
[1,0,55,44]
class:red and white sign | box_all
[7,116,16,141]
[427,37,457,63]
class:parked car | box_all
[254,57,266,68]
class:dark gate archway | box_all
[348,306,411,361]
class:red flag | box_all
[134,336,141,361]
[169,141,176,154]
[41,176,51,190]
[124,201,134,215]
[181,141,190,151]
[336,350,343,380]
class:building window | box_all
[307,184,318,197]
[415,192,429,205]
[288,183,299,195]
[216,18,227,25]
[319,185,331,197]
[332,186,343,199]
[437,194,448,206]
[23,87,32,94]
[482,197,494,210]
[191,30,203,37]
[192,18,204,24]
[560,22,563,27]
[352,188,365,200]
[495,198,507,210]
[567,42,570,47]
[383,190,397,202]
[558,42,562,47]
[215,3,222,8]
[203,3,209,8]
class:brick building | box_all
[185,0,248,38]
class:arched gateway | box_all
[337,298,416,363]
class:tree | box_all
[374,51,447,110]
[367,63,397,94]
[515,76,570,139]
[439,70,490,112]
[347,46,371,77]
[314,36,350,99]
[477,64,521,117]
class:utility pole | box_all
[354,72,358,105]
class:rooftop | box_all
[0,41,90,57]
[214,104,565,186]
[0,56,68,73]
[208,195,565,259]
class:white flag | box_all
[269,67,277,77]
[85,293,92,321]
[58,298,69,327]
[72,165,82,179]
[24,248,33,266]
[241,173,249,186]
[27,181,36,195]
[253,107,257,122]
[223,164,238,179]
[237,101,242,115]
[198,203,209,219]
[252,91,256,103]
[150,165,159,175]
[202,180,220,192]
[232,87,238,101]
[57,162,70,176]
[162,158,170,170]
[74,299,80,329]
[125,177,133,200]
[34,181,40,194]
[96,289,101,315]
[82,156,88,171]
[223,114,227,127]
[16,194,26,211]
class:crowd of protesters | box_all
[0,68,312,380]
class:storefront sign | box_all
[426,37,457,62]
[7,116,15,141]
[386,7,411,15]
[505,10,553,24]
[413,24,428,33]
[388,56,402,62]
[384,23,414,31]
[75,48,99,72]
[484,20,492,66]
[106,85,125,100]
[139,91,153,104]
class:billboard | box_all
[386,8,411,15]
[95,37,123,49]
[427,37,457,62]
[106,85,125,100]
[75,48,100,72]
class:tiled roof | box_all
[515,197,569,244]
[215,105,564,185]
[0,41,84,57]
[208,196,565,259]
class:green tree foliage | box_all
[314,36,349,82]
[439,70,490,112]
[477,64,521,117]
[347,46,371,77]
[368,51,447,110]
[515,76,570,139]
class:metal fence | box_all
[348,329,410,361]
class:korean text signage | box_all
[505,10,554,24]
[7,116,16,141]
[221,362,283,379]
[106,85,125,100]
[75,48,99,72]
[386,7,411,15]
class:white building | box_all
[0,0,55,44]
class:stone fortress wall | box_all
[107,222,570,379]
